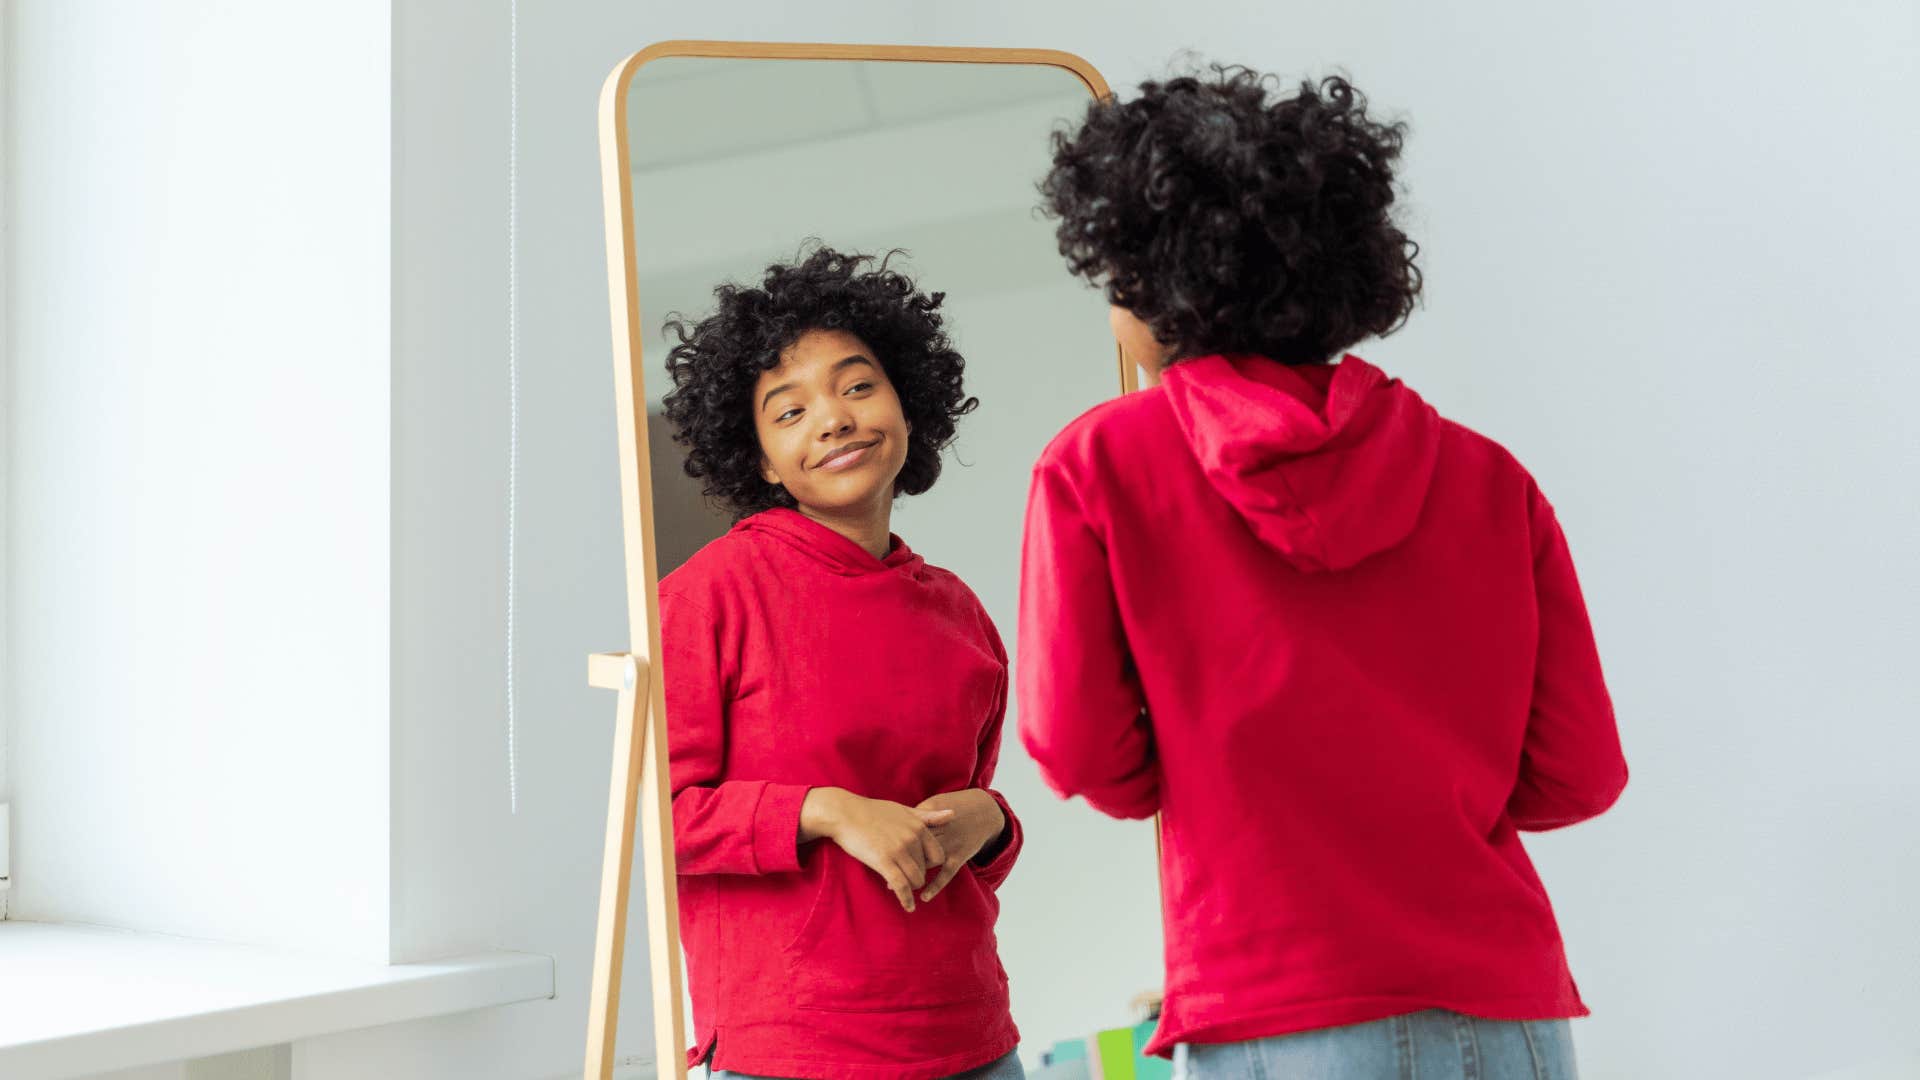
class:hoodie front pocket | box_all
[783,846,1006,1013]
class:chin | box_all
[811,482,894,512]
[801,462,902,511]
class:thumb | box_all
[915,807,957,824]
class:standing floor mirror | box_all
[587,41,1162,1080]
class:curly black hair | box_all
[660,245,978,520]
[1039,66,1422,366]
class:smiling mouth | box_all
[815,438,880,471]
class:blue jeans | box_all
[1176,1011,1577,1080]
[711,1048,1027,1080]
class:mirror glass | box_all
[618,57,1163,1075]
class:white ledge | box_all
[0,921,555,1079]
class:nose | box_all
[816,400,854,439]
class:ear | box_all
[760,455,781,487]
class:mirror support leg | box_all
[585,653,685,1080]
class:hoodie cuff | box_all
[969,789,1024,887]
[751,782,812,875]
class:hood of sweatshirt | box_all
[734,506,926,578]
[1160,353,1442,573]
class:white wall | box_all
[387,0,519,970]
[7,1,1913,1078]
[4,1,392,958]
[1,0,14,827]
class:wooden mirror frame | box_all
[586,40,1127,1080]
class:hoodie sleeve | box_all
[1016,457,1160,820]
[661,587,810,875]
[1507,482,1629,831]
[966,624,1024,889]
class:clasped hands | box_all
[798,786,1006,912]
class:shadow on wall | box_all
[648,406,734,578]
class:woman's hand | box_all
[800,787,953,912]
[913,789,1008,903]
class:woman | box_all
[1018,69,1628,1079]
[658,246,1026,1080]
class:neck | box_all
[797,496,893,561]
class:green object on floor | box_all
[1096,1027,1137,1080]
[1049,1037,1088,1062]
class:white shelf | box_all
[0,921,554,1079]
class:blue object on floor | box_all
[1031,1058,1092,1080]
[1132,1019,1172,1080]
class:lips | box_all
[815,438,879,472]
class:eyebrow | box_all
[759,355,876,412]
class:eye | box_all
[775,406,802,423]
[845,381,874,395]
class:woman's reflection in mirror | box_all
[657,246,1028,1080]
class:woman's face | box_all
[753,327,911,519]
[1110,304,1177,374]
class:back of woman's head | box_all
[1040,65,1422,366]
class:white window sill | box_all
[0,921,554,1078]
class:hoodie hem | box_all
[1144,989,1591,1057]
[703,1018,1019,1080]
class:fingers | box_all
[915,808,957,825]
[893,851,928,892]
[919,826,948,873]
[921,860,961,904]
[884,866,915,913]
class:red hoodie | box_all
[660,507,1023,1080]
[1017,354,1627,1056]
